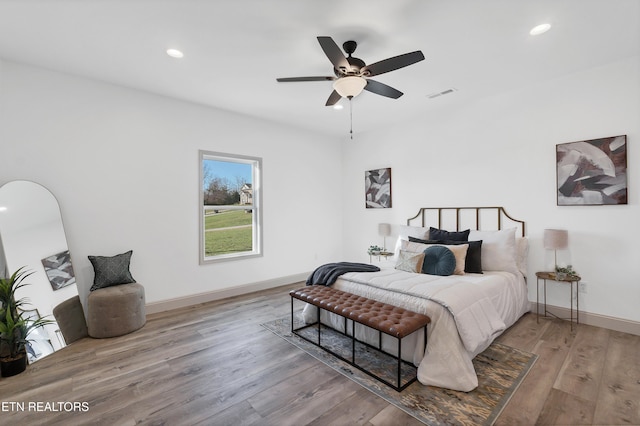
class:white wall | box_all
[2,55,638,325]
[341,56,640,323]
[0,60,344,307]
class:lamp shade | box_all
[378,223,391,237]
[333,76,367,98]
[543,229,568,250]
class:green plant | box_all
[0,267,54,360]
[368,245,383,254]
[555,264,577,276]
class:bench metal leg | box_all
[289,295,426,392]
[352,319,356,364]
[398,338,402,390]
[317,306,321,346]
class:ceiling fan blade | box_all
[276,76,335,82]
[317,36,351,73]
[325,90,341,106]
[364,79,403,99]
[362,51,425,77]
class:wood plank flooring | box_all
[0,282,638,425]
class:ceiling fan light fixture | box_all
[530,23,551,36]
[333,76,367,98]
[166,48,184,58]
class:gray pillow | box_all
[395,250,425,273]
[89,250,136,291]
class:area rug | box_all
[261,316,537,426]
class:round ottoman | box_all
[87,283,146,338]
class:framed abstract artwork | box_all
[365,168,392,208]
[556,135,627,206]
[41,250,76,290]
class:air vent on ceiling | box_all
[427,88,457,99]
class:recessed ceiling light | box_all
[166,48,184,58]
[333,104,344,110]
[530,23,551,36]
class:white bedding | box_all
[301,263,529,392]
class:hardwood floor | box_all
[0,282,638,425]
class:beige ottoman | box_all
[87,283,146,338]
[53,295,89,344]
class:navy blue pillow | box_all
[409,236,483,273]
[422,246,456,276]
[429,227,470,241]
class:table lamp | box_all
[543,229,568,271]
[378,223,391,251]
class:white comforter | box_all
[301,266,529,391]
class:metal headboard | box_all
[406,206,526,237]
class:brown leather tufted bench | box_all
[290,285,431,391]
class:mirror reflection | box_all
[0,180,79,362]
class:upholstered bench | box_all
[87,282,146,338]
[290,285,431,391]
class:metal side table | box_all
[536,271,581,330]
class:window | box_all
[199,151,262,263]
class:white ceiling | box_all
[0,0,638,138]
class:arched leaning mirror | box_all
[0,180,79,362]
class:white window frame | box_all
[199,150,262,264]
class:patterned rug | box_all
[261,316,537,426]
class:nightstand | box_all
[536,271,581,330]
[368,251,394,262]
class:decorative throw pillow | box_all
[410,236,482,273]
[429,227,470,242]
[422,246,456,276]
[401,239,468,275]
[88,250,136,291]
[395,250,425,273]
[401,239,433,253]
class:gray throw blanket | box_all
[306,262,380,286]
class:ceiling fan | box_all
[276,36,425,106]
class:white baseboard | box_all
[530,302,640,336]
[146,282,639,337]
[145,272,308,315]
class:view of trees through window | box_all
[200,151,261,262]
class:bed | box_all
[302,207,530,392]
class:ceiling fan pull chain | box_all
[349,97,353,140]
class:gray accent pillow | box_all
[88,250,136,291]
[395,250,425,273]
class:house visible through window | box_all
[199,151,262,263]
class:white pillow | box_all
[400,239,468,275]
[392,225,430,257]
[516,237,529,276]
[469,228,517,272]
